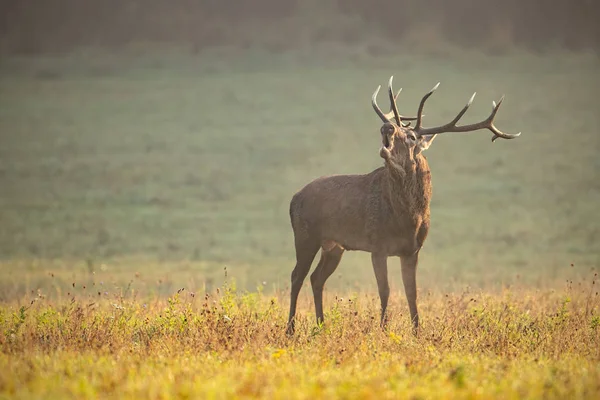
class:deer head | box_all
[371,76,521,165]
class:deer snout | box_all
[382,135,391,149]
[380,123,396,150]
[380,123,396,137]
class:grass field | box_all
[1,275,599,399]
[1,45,599,398]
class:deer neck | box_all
[382,154,432,221]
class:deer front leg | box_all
[371,253,390,329]
[400,252,419,334]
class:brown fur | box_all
[286,122,431,335]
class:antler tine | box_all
[414,82,440,131]
[371,85,390,123]
[413,91,521,141]
[383,89,416,126]
[490,97,510,142]
[387,76,402,126]
[381,77,419,125]
[447,92,477,127]
[390,89,402,120]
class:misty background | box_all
[0,0,599,54]
[0,0,598,297]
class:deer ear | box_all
[415,142,429,154]
[417,134,437,153]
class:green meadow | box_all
[0,45,599,398]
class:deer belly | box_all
[321,240,344,252]
[320,235,373,252]
[384,235,422,256]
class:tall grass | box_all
[1,269,598,399]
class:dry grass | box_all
[1,272,599,399]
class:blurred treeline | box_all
[0,0,598,54]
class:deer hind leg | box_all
[400,252,419,334]
[310,243,344,325]
[286,238,320,336]
[371,253,390,329]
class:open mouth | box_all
[382,136,390,149]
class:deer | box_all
[286,76,520,336]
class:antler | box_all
[412,83,521,142]
[372,76,418,126]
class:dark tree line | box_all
[0,0,598,54]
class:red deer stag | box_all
[286,77,520,335]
